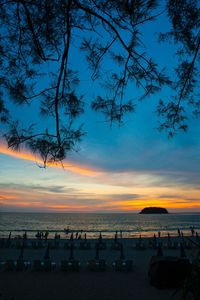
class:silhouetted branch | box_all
[54,0,71,146]
[172,36,200,128]
[24,87,57,101]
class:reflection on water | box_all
[0,212,199,239]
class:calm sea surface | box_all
[0,212,200,239]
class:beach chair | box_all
[165,239,173,249]
[111,241,121,250]
[60,260,80,271]
[168,241,179,250]
[135,239,146,250]
[113,243,133,271]
[69,260,80,271]
[64,242,70,249]
[184,240,193,250]
[61,241,80,271]
[64,241,76,249]
[40,244,56,271]
[87,243,106,271]
[31,240,43,249]
[98,242,106,250]
[112,259,133,272]
[149,234,158,249]
[87,259,106,271]
[97,233,107,250]
[79,241,91,250]
[165,240,179,250]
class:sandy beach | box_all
[0,236,198,300]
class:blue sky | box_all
[0,6,200,212]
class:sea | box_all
[0,212,200,239]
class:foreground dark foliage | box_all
[0,0,199,165]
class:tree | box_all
[0,0,199,166]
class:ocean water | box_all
[0,212,200,239]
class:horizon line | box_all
[1,210,200,214]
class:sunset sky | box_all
[1,112,200,213]
[0,6,200,213]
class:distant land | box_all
[139,207,169,214]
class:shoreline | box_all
[0,228,198,240]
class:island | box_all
[139,207,168,214]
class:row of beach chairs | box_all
[0,259,133,272]
[0,258,133,272]
[0,241,133,272]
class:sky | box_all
[0,5,200,213]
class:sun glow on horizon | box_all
[1,143,200,213]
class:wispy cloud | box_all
[0,143,103,176]
[0,182,78,194]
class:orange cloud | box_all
[46,204,89,210]
[0,200,42,207]
[0,196,91,211]
[0,194,18,200]
[0,143,102,176]
[105,197,200,211]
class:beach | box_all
[0,236,198,300]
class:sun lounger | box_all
[64,242,70,249]
[135,242,146,250]
[79,241,91,250]
[31,240,44,249]
[111,242,121,250]
[32,259,56,271]
[61,260,80,271]
[87,259,106,271]
[163,238,179,250]
[64,241,76,249]
[112,259,133,271]
[184,241,193,249]
[134,236,146,250]
[97,242,106,250]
